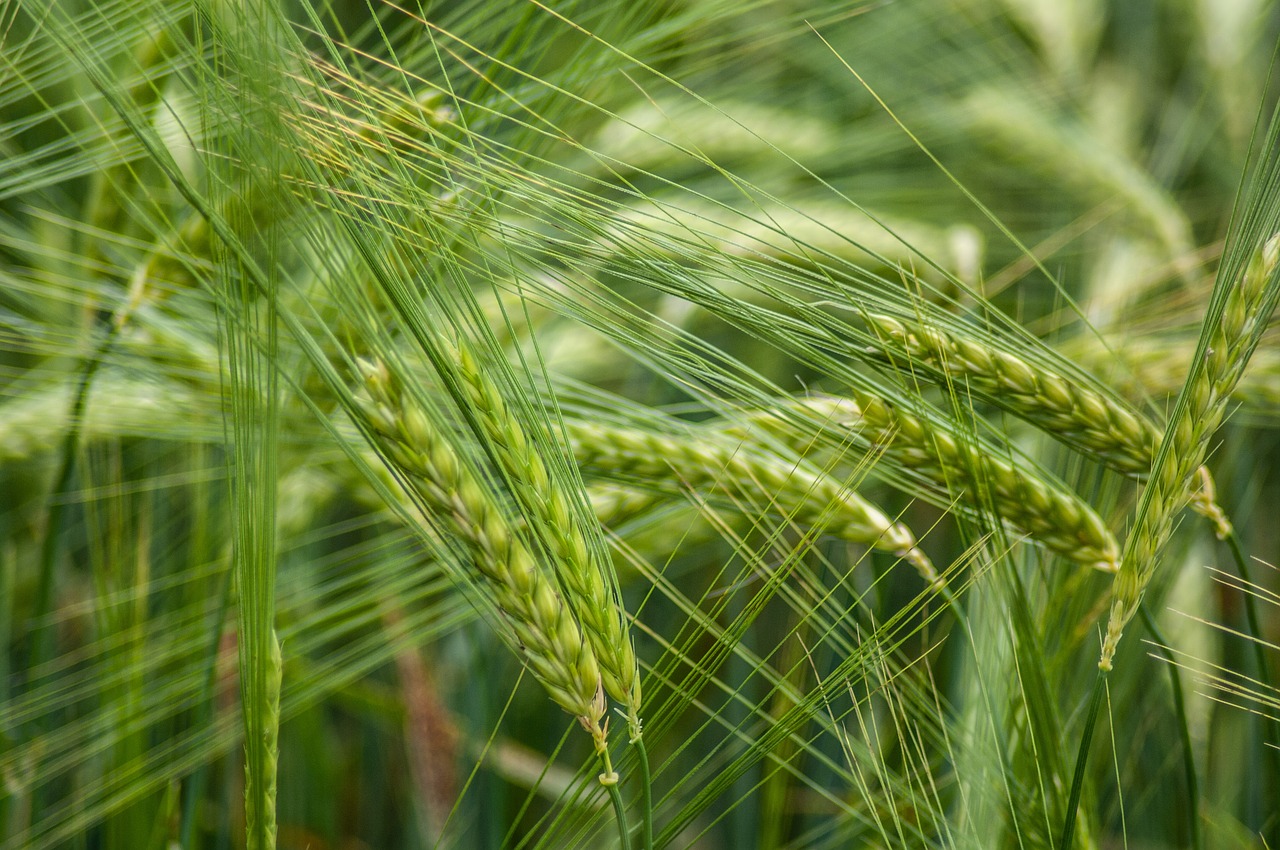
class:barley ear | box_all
[866,312,1156,474]
[787,394,1121,574]
[568,418,937,585]
[448,339,642,731]
[587,484,670,529]
[1100,233,1280,671]
[865,312,1230,529]
[355,358,608,739]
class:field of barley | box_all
[3,1,1280,848]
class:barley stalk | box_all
[566,418,937,584]
[355,358,609,745]
[447,339,642,731]
[866,312,1231,536]
[780,393,1121,573]
[244,629,282,850]
[1100,233,1280,670]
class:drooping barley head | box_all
[778,393,1121,574]
[1100,233,1280,670]
[447,338,642,730]
[866,312,1229,535]
[567,417,937,585]
[355,358,609,741]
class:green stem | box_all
[28,325,120,680]
[599,751,631,850]
[633,737,654,850]
[1059,668,1107,850]
[1138,605,1201,850]
[24,321,123,825]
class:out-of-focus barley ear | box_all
[0,377,210,463]
[588,97,834,176]
[865,312,1229,526]
[567,418,937,585]
[960,86,1196,279]
[782,394,1121,574]
[1067,334,1280,415]
[601,195,982,285]
[1100,233,1280,671]
[447,338,643,732]
[354,358,608,741]
[587,484,670,530]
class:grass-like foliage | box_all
[3,1,1280,848]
